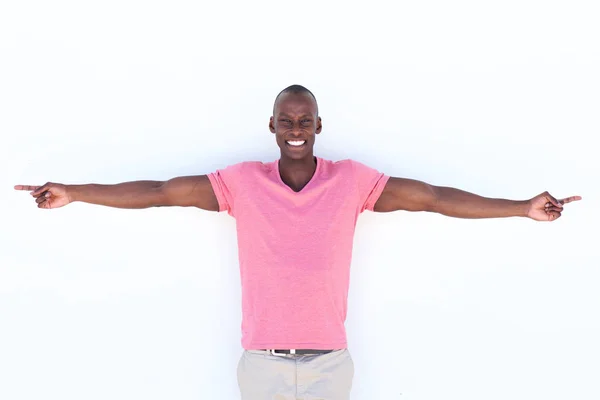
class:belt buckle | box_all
[270,349,295,357]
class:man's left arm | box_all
[373,177,581,221]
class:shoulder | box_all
[345,158,384,175]
[221,160,277,179]
[217,160,266,173]
[320,157,354,173]
[335,158,368,177]
[243,160,274,173]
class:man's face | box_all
[269,92,322,160]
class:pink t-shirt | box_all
[207,156,390,350]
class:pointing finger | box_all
[559,196,582,205]
[14,185,41,191]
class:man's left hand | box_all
[527,191,582,221]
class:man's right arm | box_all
[15,175,220,211]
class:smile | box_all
[286,140,306,147]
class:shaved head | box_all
[273,84,319,117]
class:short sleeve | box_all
[350,159,391,213]
[206,162,245,217]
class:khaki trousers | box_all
[237,348,355,400]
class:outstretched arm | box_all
[14,175,220,211]
[373,177,581,221]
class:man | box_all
[15,84,581,400]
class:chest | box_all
[237,179,358,241]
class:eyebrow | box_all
[278,113,313,118]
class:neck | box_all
[277,154,318,192]
[278,153,316,172]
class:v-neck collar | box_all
[275,156,321,194]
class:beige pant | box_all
[237,349,355,400]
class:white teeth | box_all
[286,140,306,146]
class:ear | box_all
[315,116,322,134]
[269,116,276,133]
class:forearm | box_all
[432,186,529,218]
[68,181,165,209]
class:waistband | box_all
[259,349,336,356]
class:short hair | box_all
[273,84,319,116]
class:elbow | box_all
[424,185,441,213]
[151,181,169,207]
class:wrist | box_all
[519,199,531,218]
[66,184,80,203]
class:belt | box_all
[262,349,335,356]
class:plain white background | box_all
[1,1,598,399]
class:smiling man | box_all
[15,84,581,400]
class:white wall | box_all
[1,1,598,399]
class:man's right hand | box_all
[14,175,220,211]
[14,183,72,209]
